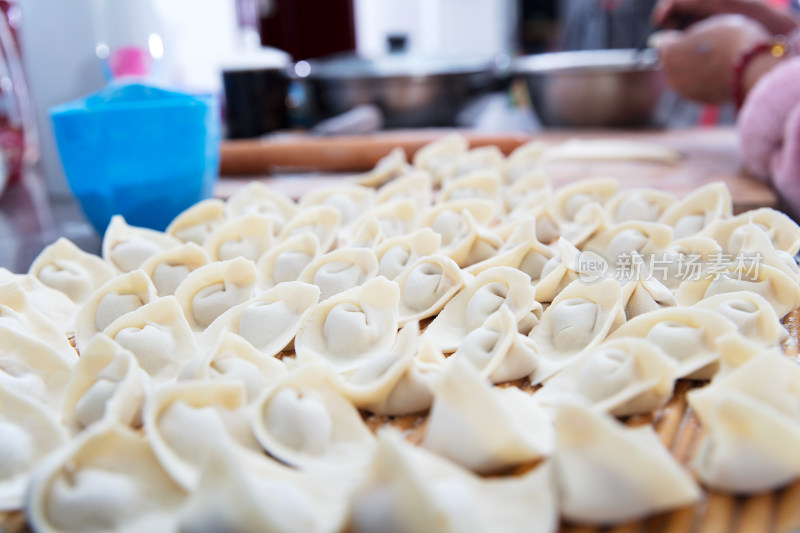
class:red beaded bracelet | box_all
[731,37,790,109]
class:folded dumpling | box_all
[139,242,211,296]
[176,442,350,533]
[28,238,115,304]
[549,177,618,226]
[102,215,181,273]
[504,171,552,213]
[703,206,800,255]
[357,146,412,187]
[375,169,432,212]
[298,247,379,301]
[659,182,732,238]
[449,306,540,384]
[412,133,469,184]
[688,351,800,493]
[300,184,375,227]
[251,363,376,470]
[26,422,186,533]
[420,199,497,252]
[395,254,464,323]
[73,270,158,349]
[450,145,505,179]
[0,384,68,511]
[423,358,553,474]
[465,216,554,280]
[0,280,77,361]
[144,381,261,489]
[349,431,558,533]
[439,170,502,208]
[294,276,400,372]
[166,198,226,245]
[0,270,78,335]
[174,257,257,331]
[179,331,286,403]
[226,182,298,235]
[676,261,800,317]
[256,232,320,290]
[279,205,342,252]
[425,266,537,352]
[349,198,416,242]
[535,238,603,304]
[101,296,198,382]
[0,325,73,411]
[605,188,676,223]
[693,291,788,346]
[529,278,624,384]
[536,337,677,417]
[648,235,723,290]
[583,221,673,276]
[61,335,146,432]
[346,216,386,249]
[200,281,320,357]
[375,228,441,280]
[553,402,699,524]
[203,213,275,262]
[504,140,548,183]
[333,323,445,416]
[620,273,677,320]
[609,307,738,379]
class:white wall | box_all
[354,0,517,57]
[20,0,106,196]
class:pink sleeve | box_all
[737,56,800,211]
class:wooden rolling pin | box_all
[219,131,533,175]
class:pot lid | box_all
[298,52,497,79]
[513,48,660,74]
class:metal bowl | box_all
[297,54,506,128]
[514,49,665,128]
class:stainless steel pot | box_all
[514,48,665,128]
[297,54,508,128]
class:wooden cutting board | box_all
[217,127,778,214]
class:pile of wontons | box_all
[3,133,800,532]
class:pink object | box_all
[109,46,151,78]
[738,52,800,219]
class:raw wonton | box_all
[294,276,400,372]
[102,215,180,273]
[101,296,198,382]
[139,242,211,296]
[423,358,553,474]
[0,384,68,511]
[536,337,677,417]
[553,402,699,524]
[252,363,376,470]
[29,238,115,303]
[166,198,226,245]
[689,351,800,493]
[174,257,257,331]
[26,422,186,533]
[349,431,558,533]
[200,281,320,357]
[73,270,158,349]
[425,266,537,352]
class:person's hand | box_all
[653,0,799,34]
[654,14,772,104]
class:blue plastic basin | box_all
[50,83,220,233]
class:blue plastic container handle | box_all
[50,83,220,234]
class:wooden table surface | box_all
[217,127,778,214]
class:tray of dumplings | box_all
[3,133,800,533]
